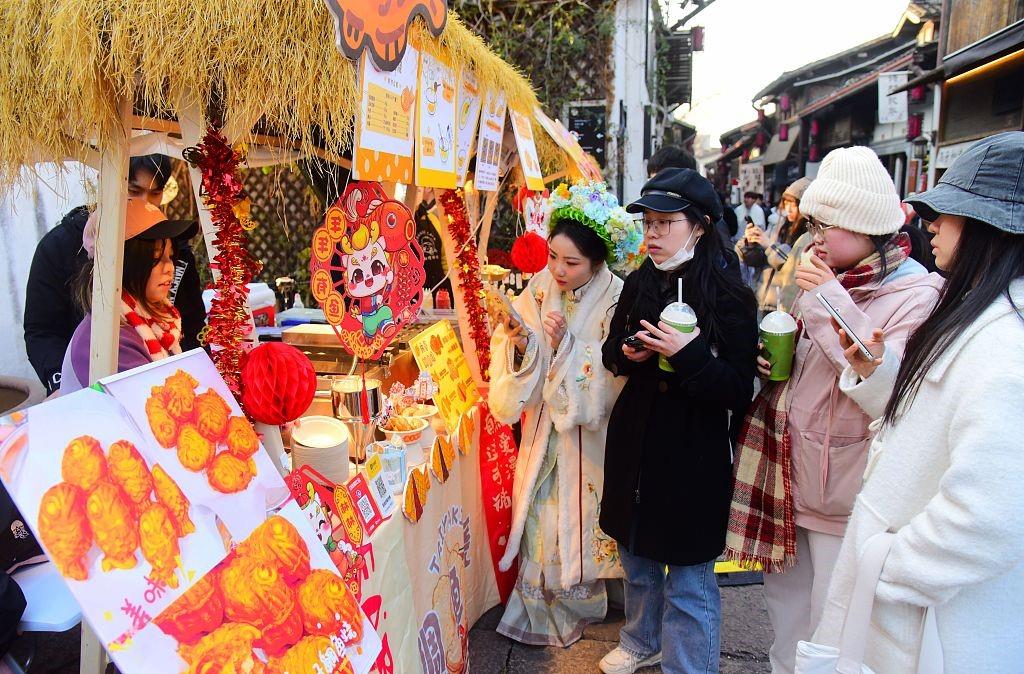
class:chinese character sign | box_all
[878,72,909,125]
[310,181,426,360]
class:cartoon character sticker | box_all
[310,181,426,360]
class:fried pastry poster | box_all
[117,501,382,673]
[408,321,479,433]
[0,388,227,661]
[310,181,426,360]
[101,350,290,539]
[415,52,458,188]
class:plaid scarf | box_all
[725,232,911,572]
[121,292,182,360]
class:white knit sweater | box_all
[813,279,1024,673]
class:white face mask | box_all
[653,228,701,271]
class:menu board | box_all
[408,321,480,433]
[415,52,459,188]
[473,91,507,192]
[509,108,545,191]
[353,48,418,183]
[454,69,483,187]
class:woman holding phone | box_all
[598,168,757,674]
[725,147,943,673]
[489,182,642,647]
[814,131,1024,673]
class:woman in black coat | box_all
[597,168,758,674]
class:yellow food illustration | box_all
[147,396,180,449]
[194,389,231,442]
[429,434,456,483]
[152,464,195,536]
[154,569,224,645]
[61,435,108,492]
[224,416,259,459]
[457,409,476,455]
[266,635,354,674]
[177,424,215,472]
[177,622,265,674]
[235,516,310,584]
[105,440,153,509]
[37,482,92,581]
[206,452,255,494]
[295,569,363,641]
[138,502,181,589]
[219,555,302,656]
[85,481,139,572]
[161,370,199,422]
[403,465,431,523]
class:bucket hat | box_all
[905,131,1024,234]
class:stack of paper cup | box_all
[291,416,351,484]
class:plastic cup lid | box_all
[760,311,798,333]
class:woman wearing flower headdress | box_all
[489,181,644,646]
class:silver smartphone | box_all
[814,292,876,360]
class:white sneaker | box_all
[599,646,663,674]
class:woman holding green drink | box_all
[725,147,943,674]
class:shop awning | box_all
[711,133,755,163]
[784,53,914,122]
[759,126,799,166]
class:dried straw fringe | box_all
[0,2,568,186]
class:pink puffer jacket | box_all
[786,259,943,536]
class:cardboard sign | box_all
[408,321,480,433]
[353,49,418,183]
[509,108,545,190]
[415,52,459,189]
[473,91,507,191]
[454,70,483,187]
[323,0,447,73]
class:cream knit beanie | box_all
[799,146,904,236]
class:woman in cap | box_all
[815,131,1024,673]
[60,199,196,393]
[489,181,642,647]
[598,168,758,674]
[725,146,943,674]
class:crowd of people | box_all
[490,130,1024,674]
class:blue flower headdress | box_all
[547,181,646,273]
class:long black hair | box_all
[75,237,176,319]
[549,217,608,269]
[627,207,756,346]
[882,219,1024,425]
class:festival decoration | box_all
[183,129,261,397]
[477,404,519,602]
[322,0,448,72]
[436,189,491,377]
[510,232,548,274]
[548,181,646,274]
[310,181,426,360]
[240,343,317,425]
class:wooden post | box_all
[477,189,501,265]
[81,94,132,674]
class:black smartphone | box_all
[623,334,647,350]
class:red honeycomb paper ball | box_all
[240,343,316,425]
[511,232,548,274]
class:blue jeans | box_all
[618,546,721,674]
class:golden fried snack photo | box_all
[154,569,224,645]
[402,465,431,523]
[138,502,181,589]
[206,453,255,494]
[165,369,199,391]
[161,370,199,423]
[85,481,139,572]
[106,440,153,510]
[61,435,108,493]
[194,390,231,443]
[224,416,259,459]
[219,555,303,657]
[177,424,215,472]
[37,482,93,581]
[235,516,310,584]
[152,464,195,536]
[147,396,180,449]
[295,569,363,641]
[266,635,353,674]
[177,622,265,674]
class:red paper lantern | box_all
[240,343,317,425]
[810,119,820,137]
[809,144,821,162]
[511,232,549,274]
[909,85,927,102]
[779,94,791,113]
[779,124,789,142]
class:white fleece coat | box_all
[488,267,623,590]
[813,279,1024,673]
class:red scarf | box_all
[121,292,182,359]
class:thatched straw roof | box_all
[0,1,568,186]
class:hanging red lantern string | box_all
[438,188,491,380]
[184,128,262,397]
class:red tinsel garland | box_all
[185,128,262,396]
[437,189,490,380]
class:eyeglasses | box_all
[807,217,838,238]
[642,217,686,236]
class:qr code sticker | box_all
[357,494,375,523]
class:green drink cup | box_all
[759,311,798,381]
[658,302,697,372]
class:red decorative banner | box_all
[477,403,518,602]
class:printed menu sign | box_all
[509,108,545,190]
[408,321,479,433]
[454,70,483,187]
[415,52,459,188]
[473,91,507,192]
[354,48,419,183]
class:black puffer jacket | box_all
[24,207,206,393]
[600,258,757,566]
